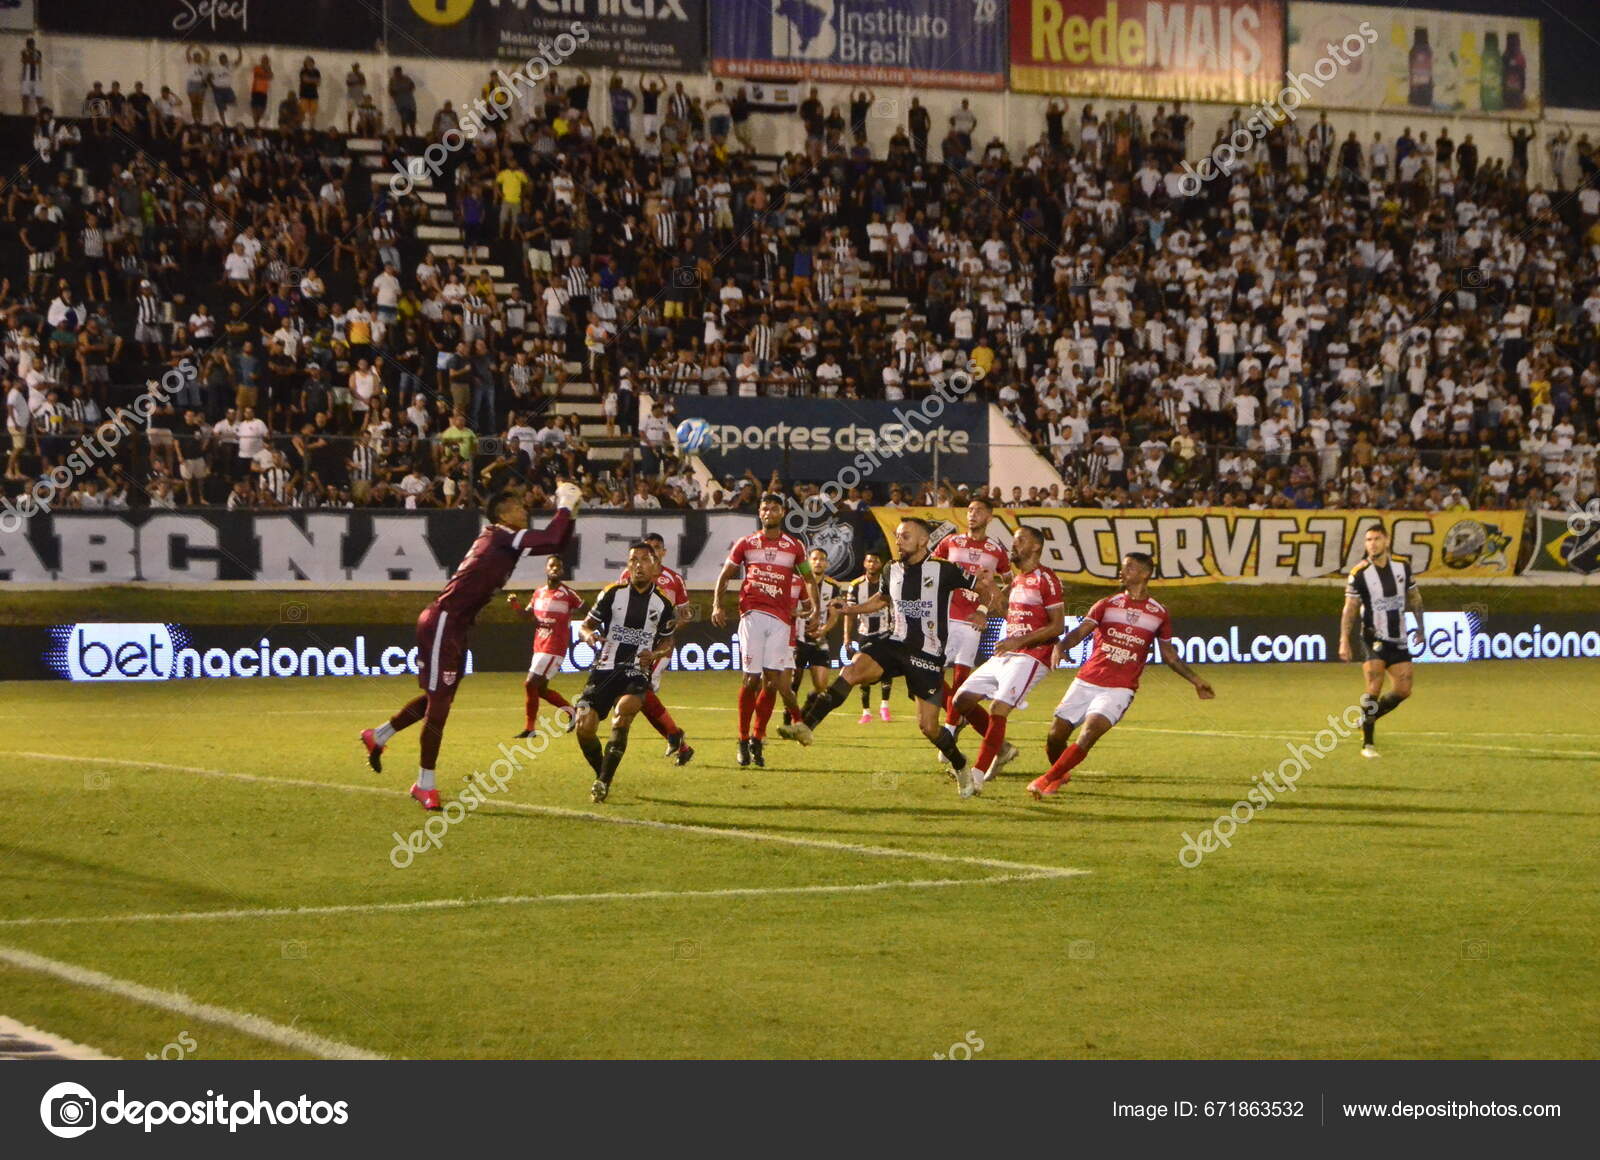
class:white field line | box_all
[0,943,383,1060]
[1116,726,1600,759]
[3,751,1090,881]
[0,1014,116,1060]
[0,873,1059,931]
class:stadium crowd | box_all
[2,42,1598,521]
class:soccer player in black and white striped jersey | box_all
[845,550,896,722]
[574,542,678,803]
[1340,526,1424,758]
[780,518,998,791]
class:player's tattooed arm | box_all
[1159,640,1215,700]
[1405,585,1426,647]
[1339,595,1361,661]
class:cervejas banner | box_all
[1522,507,1600,580]
[388,0,709,71]
[870,507,1523,582]
[712,0,1008,90]
[38,0,383,50]
[1010,0,1286,102]
[1288,2,1541,117]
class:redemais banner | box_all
[1010,0,1287,103]
[871,508,1523,582]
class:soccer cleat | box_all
[954,761,977,799]
[361,729,385,773]
[776,721,814,746]
[879,704,892,722]
[1361,745,1381,759]
[663,732,685,758]
[590,778,609,803]
[858,710,874,724]
[410,783,441,811]
[750,739,765,768]
[987,742,1020,782]
[515,728,535,738]
[737,739,751,767]
[1027,772,1067,800]
[674,744,696,767]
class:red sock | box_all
[975,715,1007,775]
[961,701,991,737]
[523,681,541,730]
[1047,742,1088,783]
[943,667,971,725]
[737,684,757,740]
[542,687,571,710]
[641,691,680,740]
[752,688,777,738]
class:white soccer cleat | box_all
[954,762,978,799]
[553,481,583,513]
[776,721,813,746]
[987,742,1019,781]
[1361,745,1381,759]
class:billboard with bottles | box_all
[1287,3,1539,117]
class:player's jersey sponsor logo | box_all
[608,625,659,649]
[896,598,935,619]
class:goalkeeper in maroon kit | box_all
[362,484,581,809]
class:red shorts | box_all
[416,604,469,693]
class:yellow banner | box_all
[871,508,1523,582]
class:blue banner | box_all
[679,396,987,485]
[711,0,1008,90]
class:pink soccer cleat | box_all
[360,728,384,773]
[858,710,873,724]
[879,704,892,723]
[410,783,442,811]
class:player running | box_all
[1340,526,1423,758]
[745,574,814,764]
[795,548,849,720]
[948,526,1063,797]
[575,542,679,803]
[711,493,820,766]
[506,555,582,736]
[845,550,896,722]
[1028,551,1214,800]
[779,517,998,793]
[615,531,694,766]
[932,496,1012,741]
[362,484,580,810]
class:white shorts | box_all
[21,79,43,100]
[527,650,563,679]
[651,653,669,691]
[739,610,794,674]
[1054,678,1135,727]
[944,620,981,668]
[958,652,1048,710]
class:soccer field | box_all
[2,663,1596,1060]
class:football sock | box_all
[801,691,820,719]
[523,681,541,730]
[640,692,680,740]
[752,688,777,738]
[542,687,572,711]
[1046,742,1088,783]
[880,680,892,705]
[1362,691,1405,743]
[416,767,436,791]
[944,666,972,725]
[387,695,426,735]
[975,716,1008,776]
[600,726,628,785]
[737,684,757,740]
[961,702,992,737]
[418,689,455,770]
[860,684,871,709]
[374,721,397,745]
[930,725,967,769]
[804,677,852,728]
[578,734,604,775]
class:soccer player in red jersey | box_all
[932,496,1012,738]
[1028,552,1214,800]
[506,554,582,737]
[710,492,820,767]
[949,526,1063,797]
[746,574,810,764]
[361,484,580,810]
[615,531,694,766]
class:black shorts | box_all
[795,640,831,671]
[857,637,944,704]
[577,666,651,719]
[1363,637,1413,666]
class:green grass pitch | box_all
[1,663,1596,1059]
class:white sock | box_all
[374,722,396,745]
[416,768,436,791]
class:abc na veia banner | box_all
[1011,0,1287,103]
[871,507,1521,583]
